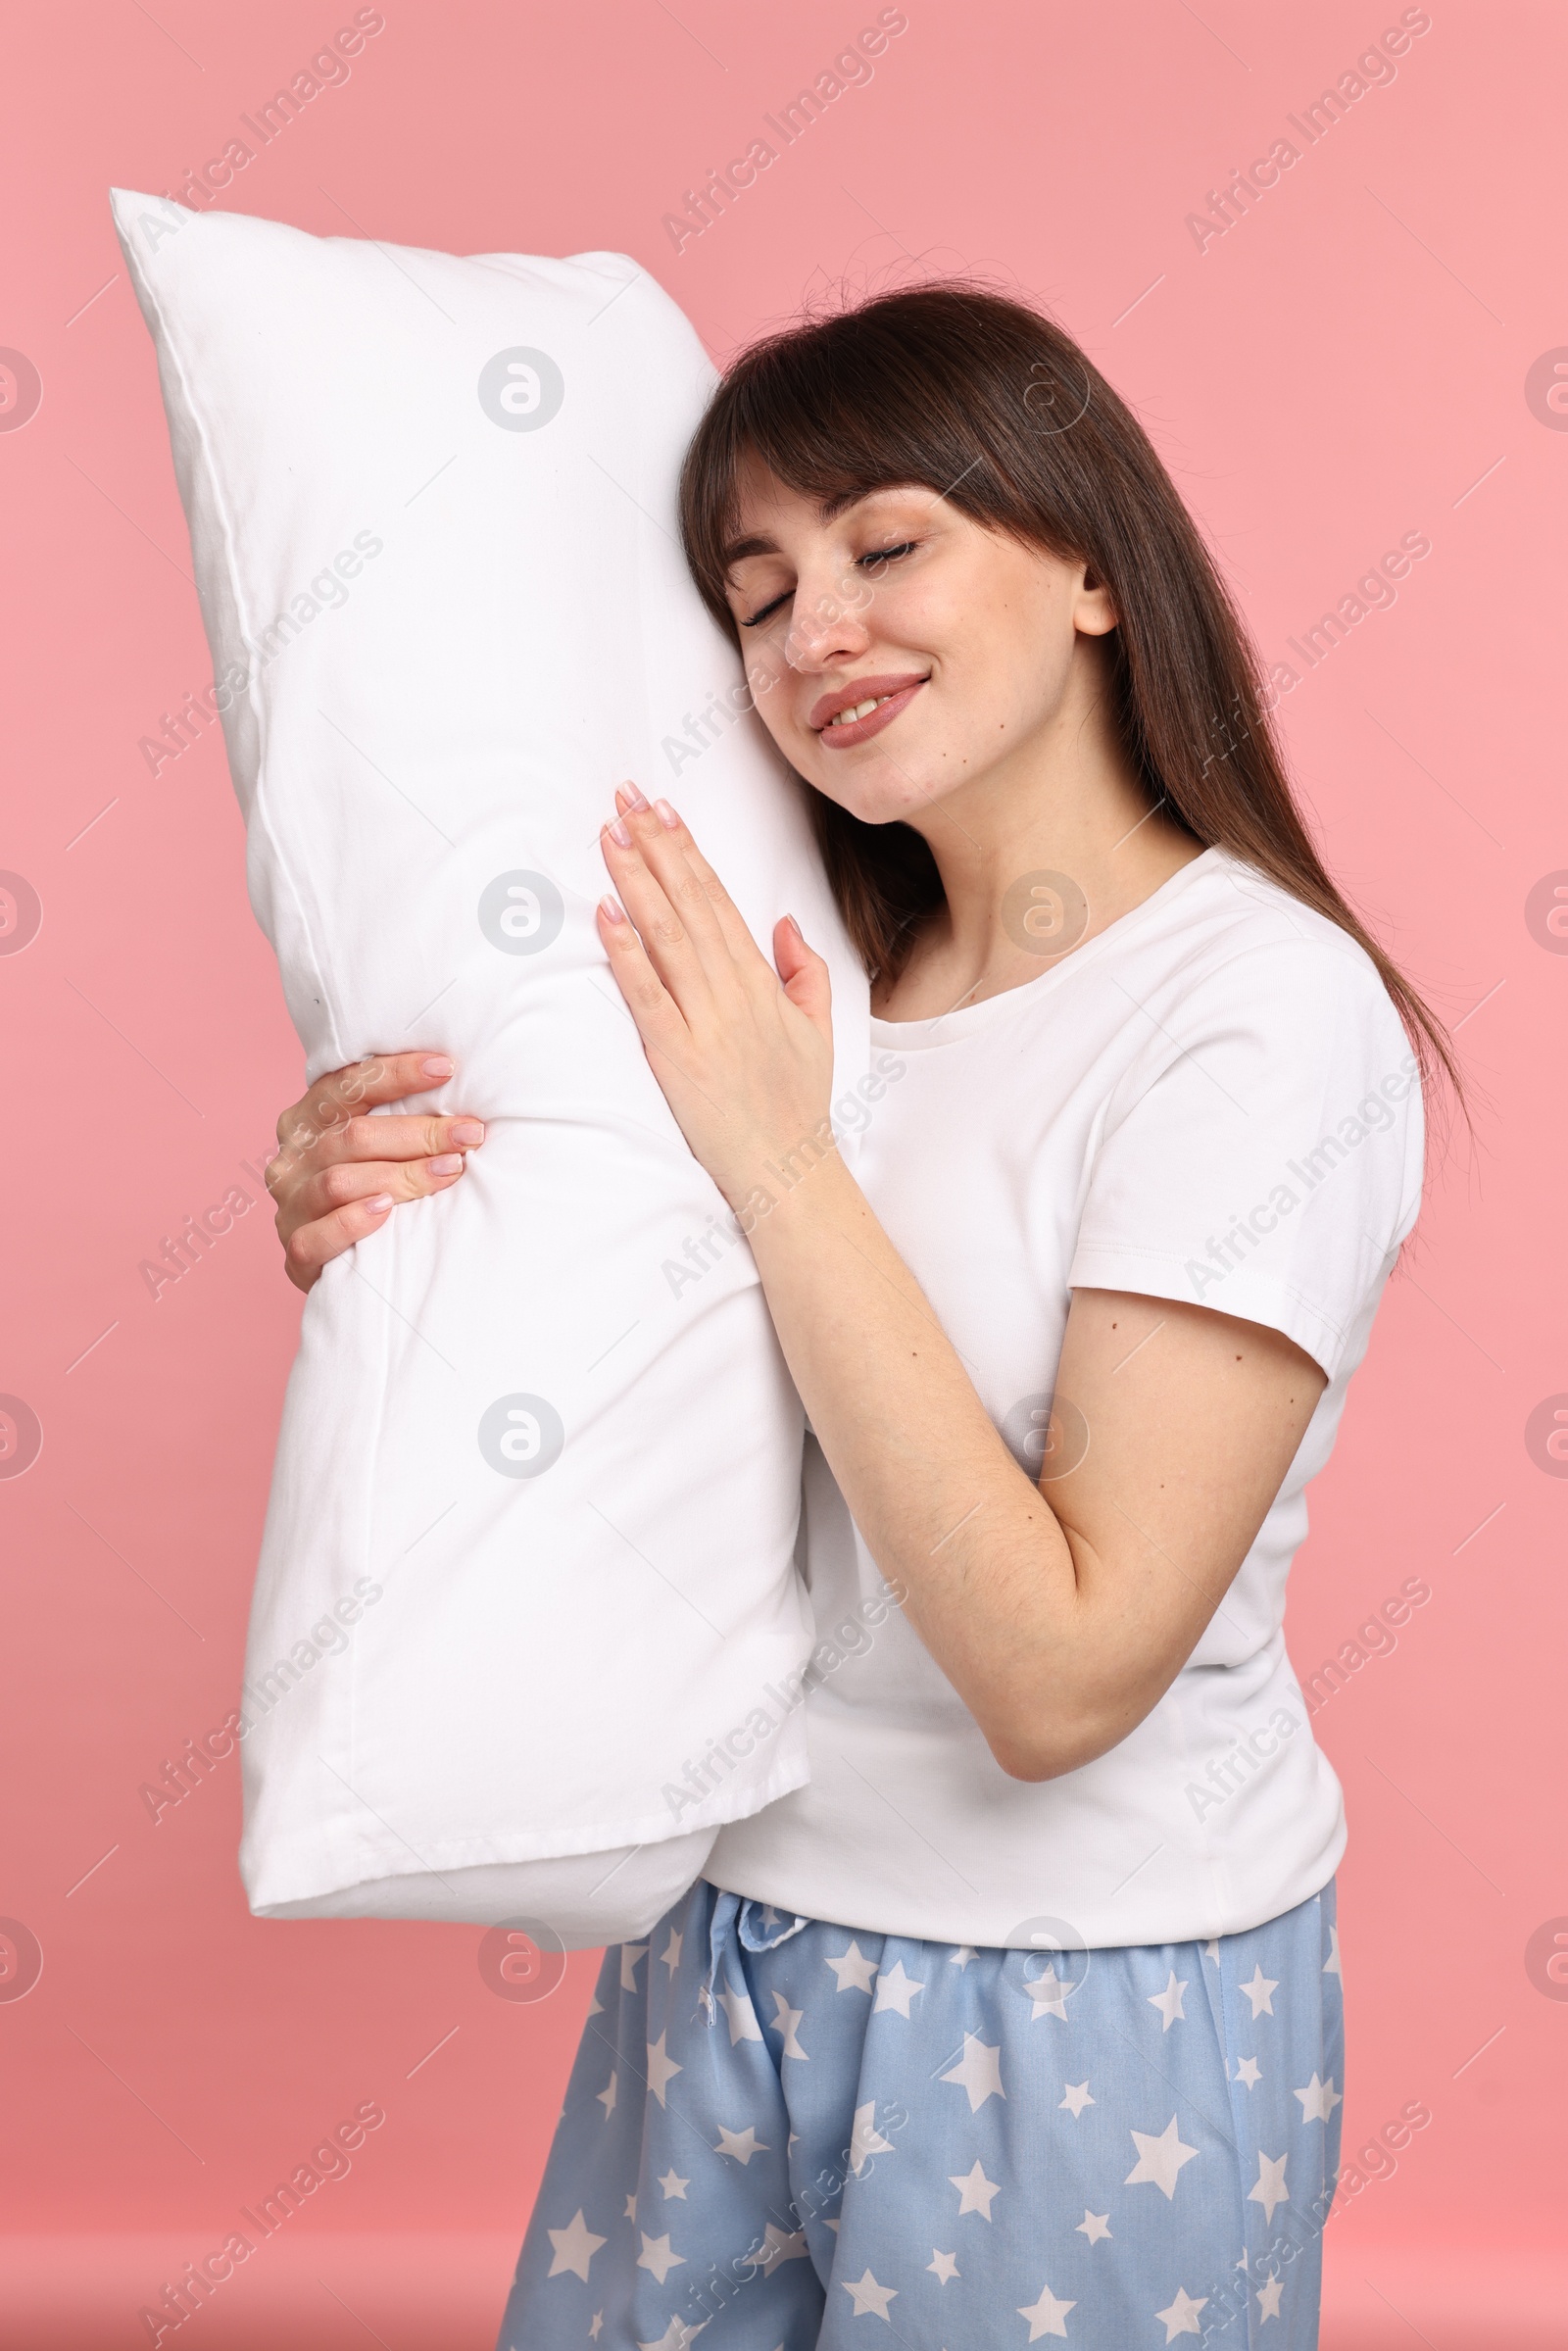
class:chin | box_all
[799,753,948,830]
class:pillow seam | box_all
[122,217,349,1074]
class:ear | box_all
[1074,563,1119,638]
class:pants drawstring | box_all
[700,1886,741,2024]
[700,1889,810,2025]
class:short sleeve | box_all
[1067,935,1425,1381]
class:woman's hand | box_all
[267,1052,484,1294]
[596,786,835,1213]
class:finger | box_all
[616,790,762,970]
[773,913,834,1028]
[304,1111,486,1173]
[599,819,718,1013]
[277,1052,456,1151]
[292,1150,470,1225]
[595,891,684,1032]
[597,890,730,1125]
[595,892,710,1084]
[609,789,737,984]
[282,1194,395,1290]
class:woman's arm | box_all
[747,1197,1322,1781]
[596,790,1325,1782]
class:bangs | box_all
[678,281,1089,630]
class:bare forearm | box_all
[743,1150,1098,1772]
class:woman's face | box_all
[720,457,1118,830]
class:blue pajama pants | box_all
[497,1876,1344,2349]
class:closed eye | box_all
[858,539,916,574]
[740,540,920,628]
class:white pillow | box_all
[112,189,869,1943]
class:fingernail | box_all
[427,1154,463,1176]
[420,1054,454,1078]
[599,894,627,925]
[623,783,651,811]
[785,912,804,940]
[608,817,632,847]
[450,1119,485,1146]
[654,798,680,830]
[365,1194,393,1215]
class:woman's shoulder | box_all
[1152,848,1410,1048]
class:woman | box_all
[268,288,1449,2347]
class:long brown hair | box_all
[678,281,1460,1112]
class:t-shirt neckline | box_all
[868,843,1226,1047]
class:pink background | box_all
[2,2,1564,2343]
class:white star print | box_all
[1323,1923,1342,1978]
[927,2250,959,2282]
[949,2158,1001,2219]
[713,2123,768,2165]
[619,1942,648,1991]
[1076,2210,1111,2243]
[1126,2116,1200,2198]
[589,2317,602,2342]
[1203,1939,1221,1964]
[634,2320,706,2351]
[1148,1971,1188,2031]
[596,2073,617,2119]
[1018,2281,1075,2339]
[587,1989,604,2017]
[1256,2276,1284,2322]
[716,1984,763,2046]
[661,1927,682,1973]
[545,2209,606,2281]
[949,1943,978,1969]
[1234,2057,1262,2088]
[646,2033,682,2107]
[768,1988,808,2058]
[1294,2073,1342,2123]
[940,2033,1005,2111]
[624,2192,637,2220]
[659,2168,688,2199]
[1059,2080,1095,2116]
[1025,1967,1071,2022]
[873,1959,926,2017]
[746,2222,808,2274]
[841,2267,898,2320]
[636,2231,685,2284]
[1240,1965,1278,2018]
[1155,2285,1208,2340]
[850,2100,896,2174]
[825,1939,879,1993]
[1249,2150,1289,2223]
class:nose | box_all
[782,564,874,673]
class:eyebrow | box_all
[720,484,913,572]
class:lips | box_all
[808,672,929,750]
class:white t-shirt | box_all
[706,847,1424,1948]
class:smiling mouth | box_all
[810,674,929,749]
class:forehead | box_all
[722,465,933,567]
